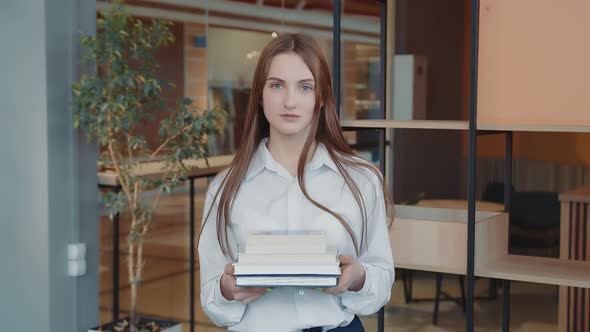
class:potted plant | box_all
[73,2,225,331]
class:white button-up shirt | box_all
[198,139,394,332]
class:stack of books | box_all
[233,231,341,287]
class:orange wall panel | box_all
[477,0,590,127]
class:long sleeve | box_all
[198,185,247,327]
[340,171,395,315]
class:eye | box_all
[270,83,283,89]
[301,85,313,91]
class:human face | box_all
[262,53,317,141]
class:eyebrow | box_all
[266,77,315,84]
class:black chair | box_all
[509,191,560,258]
[483,183,561,303]
[481,182,560,258]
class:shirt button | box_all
[299,290,305,296]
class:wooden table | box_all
[97,155,233,330]
[416,199,505,212]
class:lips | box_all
[280,113,300,120]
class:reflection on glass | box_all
[202,1,342,154]
[207,28,274,155]
[340,0,382,121]
[344,129,382,169]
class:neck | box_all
[266,131,317,176]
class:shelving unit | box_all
[475,1,590,330]
[333,1,590,332]
[475,1,590,329]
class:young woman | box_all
[198,33,394,332]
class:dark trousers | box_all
[302,316,364,332]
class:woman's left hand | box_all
[323,255,366,296]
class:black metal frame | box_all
[98,183,121,324]
[189,177,196,332]
[467,0,515,329]
[466,0,480,330]
[401,270,502,325]
[334,0,387,330]
[333,0,341,118]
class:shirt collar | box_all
[245,138,339,181]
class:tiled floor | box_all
[98,179,559,331]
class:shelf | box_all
[97,154,234,186]
[395,262,466,275]
[477,123,590,133]
[341,120,590,132]
[476,255,590,288]
[559,186,590,203]
[340,119,469,130]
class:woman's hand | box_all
[323,255,366,296]
[220,263,267,304]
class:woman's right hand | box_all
[220,263,267,304]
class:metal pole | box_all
[378,1,387,329]
[190,177,196,332]
[504,132,512,212]
[501,132,513,332]
[113,186,120,323]
[466,0,481,331]
[333,0,341,118]
[503,280,511,332]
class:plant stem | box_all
[150,122,193,160]
[108,141,132,201]
[128,214,137,330]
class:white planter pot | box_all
[89,317,181,332]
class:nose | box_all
[283,87,296,110]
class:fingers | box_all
[324,273,350,296]
[220,273,236,301]
[323,285,346,296]
[339,255,355,266]
[324,277,348,295]
[221,263,268,304]
[224,263,235,275]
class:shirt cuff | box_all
[215,275,239,304]
[345,264,370,295]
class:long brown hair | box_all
[201,33,393,260]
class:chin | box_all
[271,124,312,138]
[275,129,308,137]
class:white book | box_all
[245,243,327,255]
[247,232,326,245]
[233,263,341,276]
[236,275,338,287]
[237,253,338,265]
